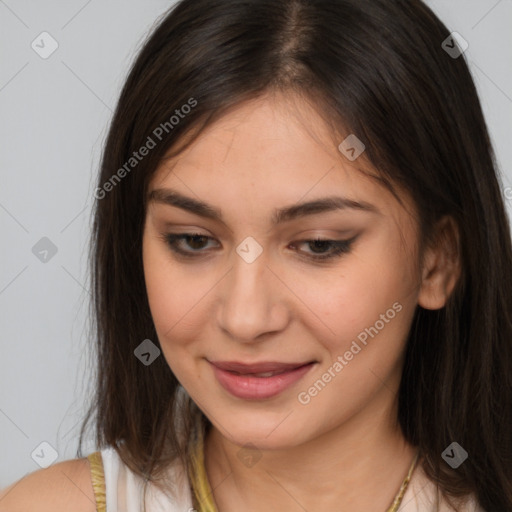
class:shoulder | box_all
[0,457,96,512]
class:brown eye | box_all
[291,236,357,261]
[163,233,217,256]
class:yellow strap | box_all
[87,451,107,512]
[189,428,218,512]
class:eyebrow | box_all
[147,188,380,225]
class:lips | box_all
[210,361,312,375]
[209,360,316,399]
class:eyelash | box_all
[161,232,357,262]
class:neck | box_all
[203,389,418,512]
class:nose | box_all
[216,244,290,343]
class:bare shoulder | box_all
[0,457,96,512]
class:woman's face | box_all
[142,93,424,449]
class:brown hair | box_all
[78,0,512,510]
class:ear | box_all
[417,215,461,310]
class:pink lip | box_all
[209,360,316,400]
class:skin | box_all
[0,459,96,511]
[142,91,460,512]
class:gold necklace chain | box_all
[386,450,420,512]
[189,428,420,512]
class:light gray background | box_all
[1,0,511,488]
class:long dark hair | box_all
[78,0,512,510]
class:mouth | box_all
[208,360,317,399]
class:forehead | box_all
[148,94,415,226]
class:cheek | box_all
[143,249,204,384]
[143,237,196,340]
[295,273,414,424]
[142,236,221,369]
[293,238,416,359]
[321,266,395,313]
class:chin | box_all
[208,411,309,451]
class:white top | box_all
[101,447,193,511]
[100,447,485,511]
